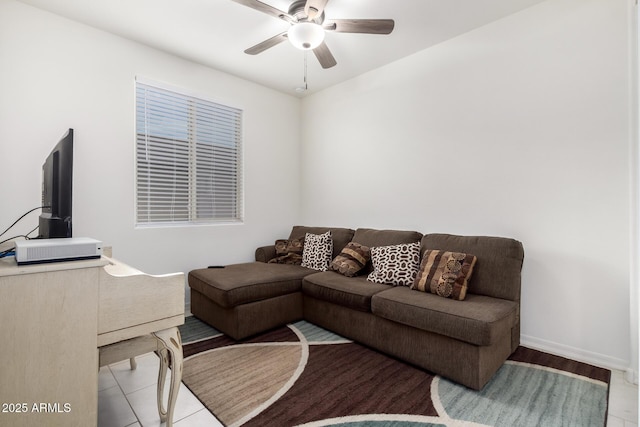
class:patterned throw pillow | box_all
[274,239,304,256]
[301,231,333,271]
[330,242,371,277]
[412,250,477,301]
[269,238,304,265]
[367,242,421,286]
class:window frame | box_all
[134,77,244,228]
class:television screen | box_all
[39,129,73,238]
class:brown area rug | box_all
[180,318,610,427]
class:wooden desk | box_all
[0,254,184,427]
[98,255,184,427]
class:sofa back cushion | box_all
[420,234,524,302]
[352,228,423,248]
[288,226,355,259]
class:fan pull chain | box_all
[296,51,308,93]
[303,51,308,91]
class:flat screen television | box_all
[39,129,73,238]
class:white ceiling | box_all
[17,0,547,96]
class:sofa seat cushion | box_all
[188,262,313,308]
[371,286,517,346]
[302,272,389,312]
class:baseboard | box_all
[520,334,630,373]
[625,368,639,385]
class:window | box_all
[135,79,243,226]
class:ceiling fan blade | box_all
[313,41,337,69]
[324,19,395,35]
[305,0,329,20]
[245,32,288,55]
[231,0,294,23]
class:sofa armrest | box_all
[255,245,277,263]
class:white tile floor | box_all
[608,370,639,427]
[98,352,222,427]
[98,351,639,427]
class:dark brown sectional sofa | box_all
[188,226,524,390]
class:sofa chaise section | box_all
[189,226,355,340]
[189,262,311,340]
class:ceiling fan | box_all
[232,0,395,69]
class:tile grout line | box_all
[108,363,144,427]
[108,353,210,427]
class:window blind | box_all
[135,81,243,226]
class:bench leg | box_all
[153,327,183,427]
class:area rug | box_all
[179,317,610,427]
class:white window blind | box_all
[135,81,243,226]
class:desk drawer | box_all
[98,258,184,346]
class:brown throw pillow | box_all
[275,239,303,256]
[330,242,371,277]
[412,250,477,300]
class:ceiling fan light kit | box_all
[233,0,394,88]
[288,22,325,50]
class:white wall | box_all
[630,0,639,383]
[300,0,633,370]
[0,0,301,291]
